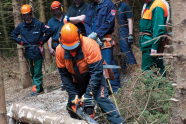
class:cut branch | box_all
[150,53,178,57]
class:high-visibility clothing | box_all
[139,0,168,71]
[139,0,168,51]
[56,37,103,96]
[56,36,124,123]
[141,0,168,20]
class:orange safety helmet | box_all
[60,23,82,50]
[51,1,63,10]
[21,4,32,14]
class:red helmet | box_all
[21,4,32,14]
[60,23,82,50]
[51,1,61,10]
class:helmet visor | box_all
[61,41,80,50]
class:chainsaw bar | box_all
[76,106,99,124]
[103,65,121,69]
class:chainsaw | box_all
[71,98,99,124]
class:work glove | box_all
[71,95,79,104]
[128,34,133,46]
[63,16,70,24]
[88,32,104,47]
[81,92,93,102]
[88,32,98,41]
[151,49,157,54]
[96,38,104,47]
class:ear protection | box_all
[50,3,63,13]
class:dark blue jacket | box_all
[11,18,53,60]
[84,0,115,37]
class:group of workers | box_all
[11,0,169,123]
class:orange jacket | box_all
[56,36,104,97]
[142,0,168,20]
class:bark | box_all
[38,0,53,66]
[63,0,69,14]
[7,103,87,124]
[12,0,32,88]
[123,0,130,6]
[170,0,186,123]
[111,0,123,71]
[0,0,9,47]
[111,0,120,46]
[0,58,7,124]
[29,0,35,18]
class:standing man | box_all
[84,0,120,93]
[47,1,65,56]
[64,0,89,36]
[56,23,124,124]
[47,1,66,90]
[11,4,53,96]
[139,0,168,72]
[118,1,137,72]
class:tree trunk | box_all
[123,0,130,6]
[12,0,32,89]
[29,0,35,18]
[0,57,7,124]
[111,0,123,71]
[38,0,53,67]
[0,0,9,47]
[63,0,68,14]
[7,103,87,124]
[170,0,186,123]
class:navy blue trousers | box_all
[67,78,124,124]
[101,47,120,92]
[119,34,137,72]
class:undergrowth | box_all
[115,67,174,124]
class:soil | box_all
[2,45,141,123]
[3,57,70,120]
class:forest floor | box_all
[2,45,142,123]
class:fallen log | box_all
[7,103,87,124]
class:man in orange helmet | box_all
[11,4,53,96]
[47,1,65,56]
[56,23,124,124]
[47,1,66,90]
